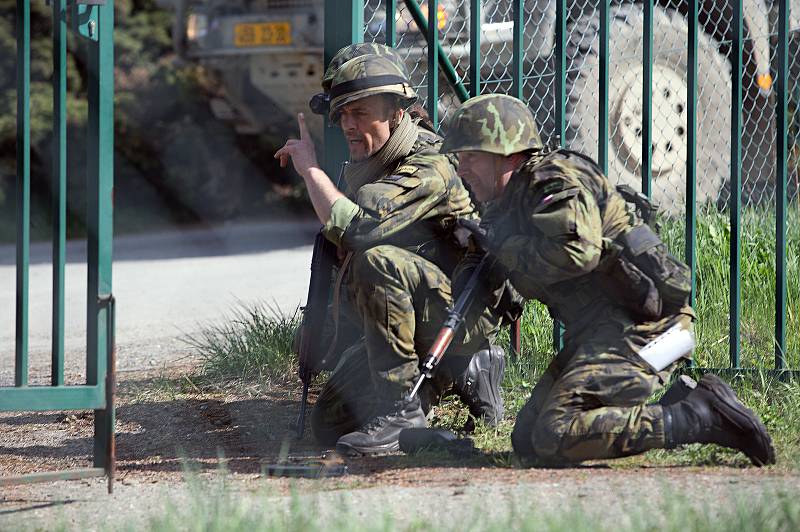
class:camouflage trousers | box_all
[311,245,499,445]
[512,310,694,464]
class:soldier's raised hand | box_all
[274,113,320,179]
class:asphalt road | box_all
[0,220,319,384]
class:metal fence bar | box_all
[685,0,698,369]
[686,0,697,309]
[323,1,362,177]
[15,0,30,387]
[554,0,565,142]
[385,0,396,46]
[469,0,480,97]
[598,0,609,173]
[86,2,115,468]
[642,0,653,197]
[0,468,106,487]
[104,295,117,493]
[775,0,789,370]
[553,0,566,351]
[0,385,105,412]
[52,0,67,386]
[512,0,523,100]
[730,0,743,369]
[427,0,439,127]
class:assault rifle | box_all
[409,253,494,399]
[294,231,338,438]
[294,162,348,439]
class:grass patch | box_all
[185,303,300,387]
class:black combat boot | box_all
[657,374,698,406]
[335,397,426,456]
[453,346,506,431]
[663,374,776,466]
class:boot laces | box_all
[360,401,409,433]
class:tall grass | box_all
[185,303,300,385]
[658,206,799,369]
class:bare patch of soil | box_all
[1,364,799,513]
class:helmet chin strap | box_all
[491,154,512,200]
[389,107,404,132]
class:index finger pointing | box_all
[298,113,310,140]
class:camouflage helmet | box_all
[328,55,417,121]
[321,43,409,92]
[440,94,542,156]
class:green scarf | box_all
[344,112,419,195]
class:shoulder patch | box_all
[532,188,579,214]
[395,165,419,175]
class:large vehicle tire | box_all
[566,3,731,215]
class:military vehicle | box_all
[158,0,799,212]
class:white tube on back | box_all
[639,324,696,372]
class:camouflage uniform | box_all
[486,149,699,463]
[310,56,501,446]
[442,94,694,464]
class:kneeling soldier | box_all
[276,52,506,455]
[440,94,775,466]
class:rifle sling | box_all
[321,251,354,368]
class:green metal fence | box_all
[0,0,116,491]
[324,0,798,375]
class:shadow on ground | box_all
[0,375,520,479]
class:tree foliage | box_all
[0,1,295,241]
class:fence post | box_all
[775,0,789,370]
[598,0,609,173]
[427,0,439,127]
[642,0,653,197]
[86,1,115,468]
[685,0,698,368]
[386,0,396,46]
[550,0,567,353]
[512,0,523,100]
[730,0,743,369]
[469,0,480,97]
[52,0,67,386]
[323,1,363,179]
[15,0,30,388]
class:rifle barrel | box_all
[408,254,494,399]
[295,381,310,438]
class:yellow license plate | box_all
[234,22,292,47]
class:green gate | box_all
[0,1,116,491]
[324,0,798,376]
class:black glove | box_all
[455,218,491,253]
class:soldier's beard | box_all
[343,112,418,193]
[348,138,382,162]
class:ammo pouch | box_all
[598,224,692,321]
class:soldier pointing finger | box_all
[279,49,509,455]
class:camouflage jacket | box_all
[323,124,476,274]
[480,149,645,335]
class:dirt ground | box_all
[2,365,800,529]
